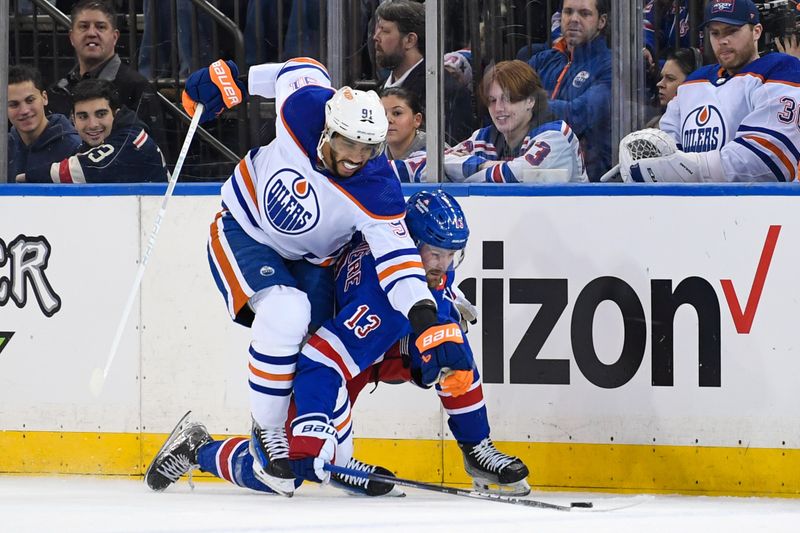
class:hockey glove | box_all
[439,369,474,397]
[182,59,246,124]
[288,419,336,484]
[414,323,473,389]
[622,150,724,183]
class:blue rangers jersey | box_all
[660,53,800,182]
[24,107,167,183]
[392,119,587,183]
[298,234,472,407]
[223,58,432,316]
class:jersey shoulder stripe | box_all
[739,53,800,85]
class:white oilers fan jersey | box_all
[660,53,800,182]
[220,58,432,316]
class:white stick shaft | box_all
[102,104,205,379]
[599,164,621,183]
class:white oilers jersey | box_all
[221,58,432,316]
[660,53,800,182]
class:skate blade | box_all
[472,477,531,497]
[144,411,193,490]
[330,480,406,498]
[248,440,296,497]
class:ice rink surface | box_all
[2,476,800,533]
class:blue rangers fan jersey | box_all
[24,107,167,183]
[660,53,800,182]
[222,58,432,316]
[392,119,587,183]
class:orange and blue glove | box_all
[181,59,246,124]
[414,323,473,397]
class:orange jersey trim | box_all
[335,412,352,432]
[377,260,424,282]
[209,211,250,315]
[742,135,797,181]
[237,158,259,207]
[248,362,295,382]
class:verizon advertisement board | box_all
[1,186,799,452]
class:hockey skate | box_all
[458,438,531,496]
[330,457,405,497]
[250,421,297,496]
[144,411,212,492]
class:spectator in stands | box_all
[381,87,425,160]
[646,47,701,128]
[7,65,81,183]
[46,0,167,158]
[245,0,322,66]
[528,0,612,181]
[17,79,168,184]
[643,0,692,70]
[373,0,473,145]
[138,0,215,79]
[776,34,800,59]
[622,0,800,183]
[392,61,587,183]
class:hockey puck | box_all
[570,502,593,508]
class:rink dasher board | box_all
[1,182,799,496]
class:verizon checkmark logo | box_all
[720,225,781,334]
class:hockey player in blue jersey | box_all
[622,0,800,183]
[185,58,471,496]
[18,79,168,183]
[144,190,530,497]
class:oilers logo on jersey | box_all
[681,105,725,153]
[264,169,320,235]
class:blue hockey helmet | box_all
[405,190,470,252]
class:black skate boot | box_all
[250,421,296,496]
[458,437,531,496]
[330,457,405,497]
[144,411,212,492]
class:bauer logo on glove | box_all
[418,323,463,349]
[182,59,247,124]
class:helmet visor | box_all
[329,133,385,160]
[419,243,466,273]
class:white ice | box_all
[2,476,800,533]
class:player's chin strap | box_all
[322,463,593,511]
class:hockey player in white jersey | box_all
[183,58,473,497]
[392,60,587,183]
[622,0,800,183]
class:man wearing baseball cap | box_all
[619,0,800,183]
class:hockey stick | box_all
[323,463,592,511]
[599,163,621,182]
[90,103,205,396]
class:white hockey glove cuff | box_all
[623,150,724,183]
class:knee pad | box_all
[251,285,311,356]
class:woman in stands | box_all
[380,87,426,160]
[443,60,587,183]
[647,48,701,128]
